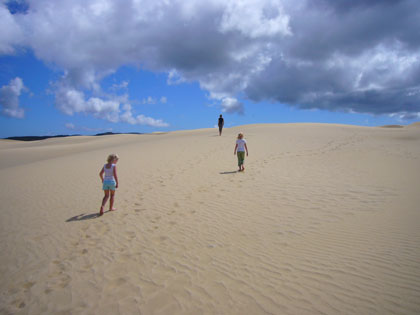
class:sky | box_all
[1,0,420,137]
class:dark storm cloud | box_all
[244,0,420,117]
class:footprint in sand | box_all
[44,288,53,294]
[126,231,136,239]
[150,216,161,224]
[11,299,26,309]
[59,275,71,288]
[22,281,35,290]
[110,277,127,286]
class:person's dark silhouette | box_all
[218,114,224,136]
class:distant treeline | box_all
[4,132,142,141]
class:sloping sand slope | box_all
[1,124,419,314]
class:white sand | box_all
[1,123,420,314]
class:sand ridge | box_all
[1,123,420,314]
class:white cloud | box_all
[0,4,24,54]
[135,114,169,127]
[55,86,120,123]
[56,85,168,126]
[55,87,86,115]
[141,96,167,105]
[221,97,244,114]
[390,112,420,121]
[219,0,291,38]
[167,70,186,85]
[142,96,157,105]
[111,80,129,90]
[120,104,169,127]
[0,77,25,118]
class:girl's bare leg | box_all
[109,190,116,211]
[99,190,110,215]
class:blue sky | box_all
[1,0,419,138]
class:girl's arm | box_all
[245,143,248,156]
[113,166,119,188]
[99,167,104,182]
[234,143,238,155]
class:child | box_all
[99,154,119,216]
[234,133,248,172]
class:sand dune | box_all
[1,123,420,314]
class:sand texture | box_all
[1,123,420,314]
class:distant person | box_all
[234,132,248,172]
[99,154,119,216]
[218,114,224,136]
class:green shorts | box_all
[237,151,245,166]
[103,180,116,191]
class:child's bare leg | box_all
[99,190,110,215]
[109,191,116,211]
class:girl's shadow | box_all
[66,213,100,222]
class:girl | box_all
[99,154,119,216]
[234,133,248,171]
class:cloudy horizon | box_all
[1,0,419,136]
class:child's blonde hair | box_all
[107,153,119,163]
[237,132,244,139]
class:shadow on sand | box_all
[66,212,101,222]
[219,171,238,175]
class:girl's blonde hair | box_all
[237,132,244,139]
[107,153,119,163]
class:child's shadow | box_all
[66,212,100,222]
[219,171,238,175]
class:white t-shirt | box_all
[236,139,247,152]
[104,164,115,181]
